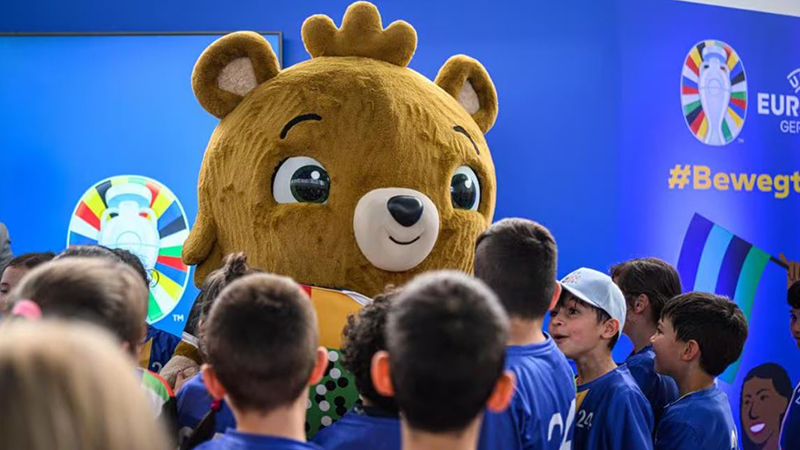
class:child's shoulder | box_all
[600,366,649,405]
[664,386,729,417]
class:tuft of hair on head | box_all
[302,2,417,67]
[386,270,509,433]
[7,258,149,353]
[340,285,399,412]
[203,273,318,413]
[661,292,748,376]
[788,280,800,309]
[610,257,682,323]
[55,245,120,262]
[6,252,56,270]
[110,248,150,288]
[185,252,260,338]
[474,218,557,320]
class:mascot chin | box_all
[182,1,499,433]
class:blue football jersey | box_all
[479,334,577,450]
[655,385,738,450]
[311,407,400,450]
[176,373,236,445]
[195,430,321,450]
[573,365,654,450]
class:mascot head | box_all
[183,2,499,296]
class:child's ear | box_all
[682,339,701,363]
[370,351,395,397]
[634,294,650,314]
[486,370,516,413]
[602,318,621,340]
[309,347,329,386]
[201,364,227,401]
[192,31,281,119]
[549,282,563,311]
[435,55,498,134]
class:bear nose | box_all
[387,196,424,227]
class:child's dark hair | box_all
[8,258,148,353]
[661,292,748,376]
[386,271,508,433]
[340,288,397,412]
[184,253,257,338]
[788,280,800,309]
[474,218,557,319]
[610,257,681,323]
[5,252,56,270]
[203,273,318,412]
[55,244,119,261]
[111,248,150,287]
[554,290,619,350]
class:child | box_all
[312,290,400,449]
[371,271,515,450]
[174,253,258,449]
[7,257,175,421]
[610,257,680,428]
[549,268,654,450]
[651,292,747,449]
[112,248,182,373]
[473,219,576,450]
[0,321,169,450]
[0,251,55,308]
[55,245,181,373]
[780,280,800,448]
[196,273,328,450]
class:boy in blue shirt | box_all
[549,268,654,450]
[473,218,576,450]
[312,290,400,450]
[196,273,329,450]
[651,292,747,450]
[611,258,680,430]
[779,275,800,448]
[371,271,516,450]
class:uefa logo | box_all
[681,40,747,146]
[67,175,191,323]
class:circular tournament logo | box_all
[67,175,191,323]
[681,40,747,146]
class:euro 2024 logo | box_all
[681,40,747,146]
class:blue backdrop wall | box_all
[2,1,798,446]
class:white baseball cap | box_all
[559,267,626,337]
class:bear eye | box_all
[273,156,330,204]
[450,166,480,211]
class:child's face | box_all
[548,298,609,359]
[651,316,684,377]
[0,266,27,305]
[791,308,800,349]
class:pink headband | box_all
[10,300,42,320]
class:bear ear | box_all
[435,55,498,134]
[192,31,280,119]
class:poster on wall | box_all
[618,2,800,447]
[0,32,281,336]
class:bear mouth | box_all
[389,235,422,246]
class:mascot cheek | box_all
[353,188,440,272]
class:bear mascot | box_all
[182,1,499,434]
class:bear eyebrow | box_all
[280,114,323,139]
[453,125,479,155]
